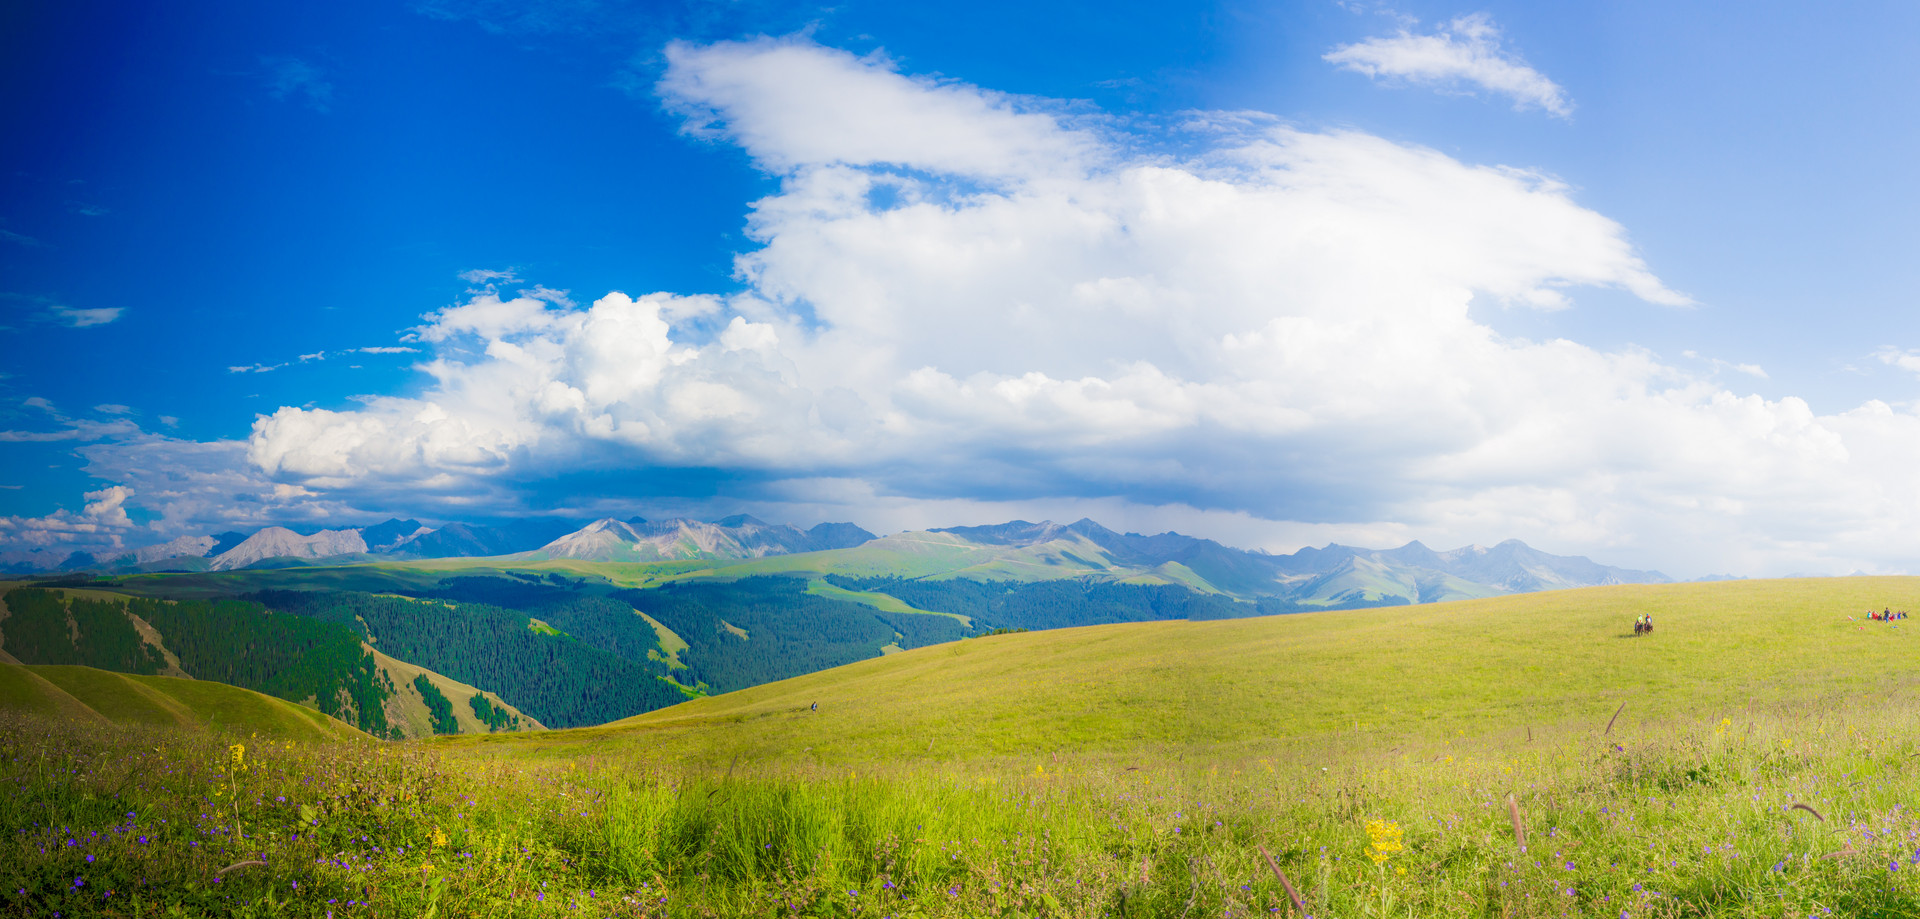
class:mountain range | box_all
[938,518,1669,600]
[0,515,879,574]
[0,514,1668,608]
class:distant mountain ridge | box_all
[525,515,877,563]
[3,512,1666,608]
[924,518,1668,606]
[1,514,878,574]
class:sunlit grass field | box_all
[6,578,1920,917]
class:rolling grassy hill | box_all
[12,576,1920,918]
[454,576,1920,766]
[0,663,365,741]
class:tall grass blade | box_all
[1507,794,1526,850]
[1257,845,1307,917]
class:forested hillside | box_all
[822,576,1290,628]
[250,590,686,728]
[19,563,1369,730]
[0,588,397,736]
[613,577,967,693]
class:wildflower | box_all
[1364,819,1405,865]
[229,744,245,769]
[431,826,449,848]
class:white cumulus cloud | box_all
[658,37,1100,182]
[1325,13,1573,118]
[199,37,1920,577]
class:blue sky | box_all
[6,0,1920,577]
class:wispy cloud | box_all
[231,345,419,373]
[1874,346,1920,377]
[459,268,520,286]
[262,56,334,113]
[1325,13,1572,118]
[0,397,140,442]
[50,305,124,328]
[0,228,43,248]
[1683,350,1769,380]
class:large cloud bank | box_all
[107,37,1920,576]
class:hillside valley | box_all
[0,516,1684,737]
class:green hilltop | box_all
[0,663,364,742]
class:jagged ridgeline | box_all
[0,588,395,736]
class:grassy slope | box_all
[455,577,1920,766]
[363,645,544,737]
[802,578,974,626]
[4,664,363,741]
[0,664,107,723]
[634,609,689,669]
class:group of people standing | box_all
[1869,608,1907,621]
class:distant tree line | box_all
[468,692,520,732]
[127,595,396,737]
[613,577,933,693]
[0,589,164,674]
[250,589,686,728]
[412,675,460,735]
[0,588,396,737]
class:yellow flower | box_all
[1364,819,1405,865]
[229,743,246,768]
[431,826,449,848]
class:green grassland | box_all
[0,663,363,741]
[802,577,974,627]
[472,577,1918,767]
[11,577,1920,917]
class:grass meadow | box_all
[6,578,1920,917]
